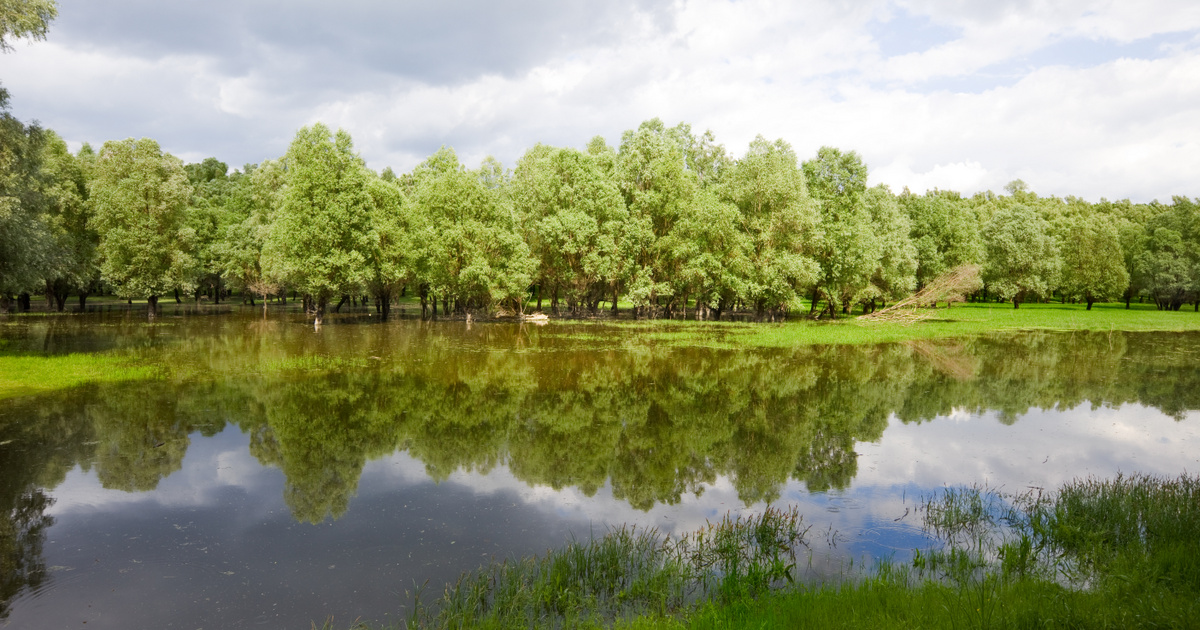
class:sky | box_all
[3,0,1199,202]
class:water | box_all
[2,311,1198,628]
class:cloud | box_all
[4,0,1199,200]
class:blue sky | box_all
[3,0,1198,201]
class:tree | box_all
[88,137,196,316]
[1060,214,1129,310]
[261,123,375,326]
[615,119,700,315]
[981,204,1060,308]
[364,175,414,320]
[0,90,55,312]
[721,135,818,317]
[411,148,534,316]
[0,0,57,51]
[185,157,235,303]
[802,147,880,316]
[899,188,983,290]
[512,144,625,314]
[862,185,918,310]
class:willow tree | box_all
[1060,213,1129,310]
[512,144,625,314]
[0,0,57,51]
[615,119,700,315]
[89,137,196,316]
[803,146,880,316]
[364,176,414,320]
[899,188,983,289]
[262,124,375,326]
[412,148,534,315]
[722,136,818,316]
[38,131,97,311]
[982,203,1060,308]
[0,91,55,312]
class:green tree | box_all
[0,91,55,312]
[88,137,196,316]
[721,136,818,317]
[512,144,626,314]
[802,147,880,316]
[261,124,375,325]
[37,131,97,311]
[0,0,56,51]
[412,148,534,316]
[185,157,235,303]
[862,185,918,310]
[982,204,1061,308]
[1060,214,1129,309]
[615,119,701,316]
[364,175,415,319]
[899,188,983,289]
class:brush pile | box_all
[859,264,982,323]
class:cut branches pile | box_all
[859,264,982,323]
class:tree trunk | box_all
[313,297,326,327]
[0,294,10,314]
[1086,298,1094,311]
[334,295,348,313]
[147,295,159,319]
[78,292,88,311]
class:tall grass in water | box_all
[331,475,1199,629]
[687,473,1200,630]
[406,507,808,629]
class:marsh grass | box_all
[405,507,809,629]
[378,474,1200,629]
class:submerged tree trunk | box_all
[147,295,159,319]
[77,292,89,311]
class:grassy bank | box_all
[0,352,162,400]
[346,473,1199,629]
[594,301,1200,348]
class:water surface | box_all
[2,312,1198,628]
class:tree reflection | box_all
[2,327,1199,540]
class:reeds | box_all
[406,506,809,629]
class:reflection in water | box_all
[0,317,1198,625]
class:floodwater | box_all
[1,310,1198,628]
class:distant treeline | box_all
[3,104,1198,321]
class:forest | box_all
[3,99,1199,323]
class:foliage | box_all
[261,124,375,322]
[0,0,56,51]
[88,137,197,308]
[981,203,1060,307]
[1060,213,1130,309]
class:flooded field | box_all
[2,311,1198,628]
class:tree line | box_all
[3,114,1198,322]
[2,1,1198,322]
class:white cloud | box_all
[4,0,1199,200]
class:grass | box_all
[403,508,810,630]
[331,473,1200,629]
[562,301,1200,348]
[0,352,162,400]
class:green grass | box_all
[0,352,162,400]
[341,473,1200,629]
[563,301,1200,348]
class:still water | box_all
[2,312,1198,628]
